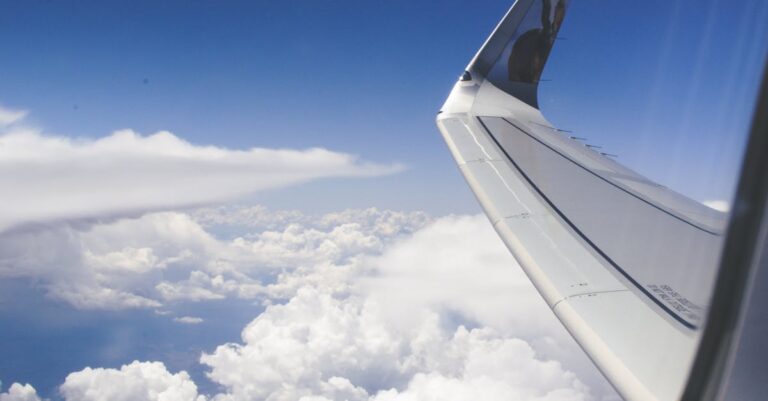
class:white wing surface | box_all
[436,1,727,400]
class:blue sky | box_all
[0,0,519,215]
[538,0,768,203]
[3,0,765,213]
[1,1,767,400]
[0,279,260,396]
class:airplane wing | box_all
[436,1,730,400]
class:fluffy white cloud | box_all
[370,326,590,401]
[0,383,41,401]
[1,200,614,399]
[200,288,590,401]
[201,288,398,401]
[191,214,609,401]
[360,215,560,340]
[0,212,213,309]
[156,271,232,302]
[60,361,205,401]
[0,207,428,310]
[0,115,402,233]
[372,371,586,401]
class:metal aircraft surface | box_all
[436,1,768,400]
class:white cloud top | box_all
[60,361,205,401]
[201,289,588,401]
[0,383,41,401]
[0,207,428,309]
[1,208,614,401]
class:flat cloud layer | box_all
[0,114,402,233]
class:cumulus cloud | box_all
[0,207,428,309]
[0,212,211,309]
[200,292,589,401]
[195,214,599,401]
[369,327,590,401]
[60,361,205,401]
[3,207,616,400]
[0,383,41,401]
[360,215,560,339]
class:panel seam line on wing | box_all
[476,116,699,330]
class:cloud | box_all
[0,104,406,309]
[2,205,615,400]
[0,383,41,401]
[0,127,403,233]
[191,205,306,231]
[369,326,590,401]
[0,207,428,310]
[195,214,600,401]
[156,272,231,302]
[174,316,204,325]
[0,212,215,309]
[372,370,587,401]
[60,361,205,401]
[200,288,590,401]
[0,105,27,127]
[0,104,613,399]
[360,215,560,339]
